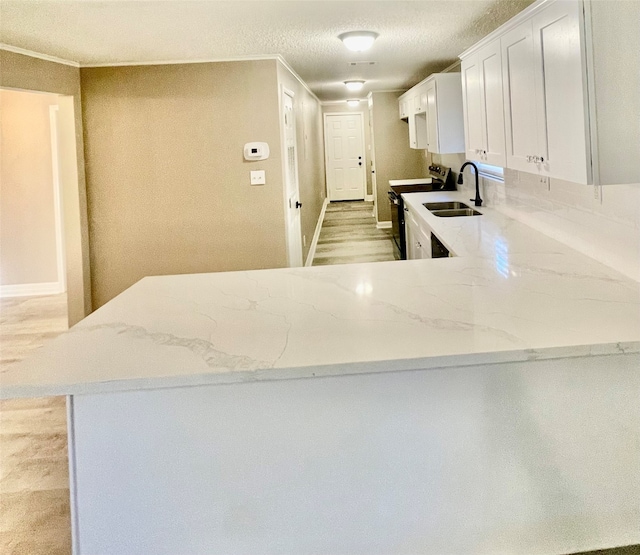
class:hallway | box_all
[312,201,397,266]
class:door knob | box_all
[295,201,302,209]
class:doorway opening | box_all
[0,87,83,327]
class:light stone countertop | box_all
[2,190,639,398]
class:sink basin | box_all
[431,208,482,217]
[423,201,472,211]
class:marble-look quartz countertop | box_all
[2,191,639,398]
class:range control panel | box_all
[428,164,451,182]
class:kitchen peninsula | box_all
[2,190,639,554]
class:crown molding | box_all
[0,44,80,67]
[80,54,281,68]
[274,55,320,104]
[0,46,320,103]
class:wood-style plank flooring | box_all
[312,201,397,266]
[0,294,71,555]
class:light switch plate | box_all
[250,170,266,185]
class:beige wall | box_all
[277,62,326,264]
[369,92,428,222]
[81,60,291,308]
[321,102,373,197]
[0,50,90,325]
[0,89,59,285]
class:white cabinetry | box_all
[413,85,427,114]
[409,112,428,150]
[404,204,432,260]
[459,0,640,185]
[502,0,589,182]
[399,74,464,153]
[461,39,506,166]
[424,75,465,154]
[399,97,410,120]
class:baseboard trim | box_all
[0,281,64,298]
[376,221,392,230]
[305,198,330,267]
[365,194,374,202]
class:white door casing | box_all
[324,113,366,201]
[282,88,303,267]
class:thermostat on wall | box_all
[244,142,270,161]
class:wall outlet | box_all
[593,184,601,201]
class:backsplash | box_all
[457,168,640,281]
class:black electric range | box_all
[388,165,454,260]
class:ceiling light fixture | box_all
[347,99,361,107]
[338,31,379,52]
[344,80,365,91]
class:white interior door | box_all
[282,89,303,267]
[324,113,366,201]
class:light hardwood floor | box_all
[312,201,397,266]
[0,294,71,555]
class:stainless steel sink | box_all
[423,201,472,211]
[431,208,482,217]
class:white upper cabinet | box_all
[502,0,589,182]
[413,84,427,114]
[501,19,541,173]
[459,0,640,185]
[398,74,465,153]
[531,0,590,183]
[408,111,428,150]
[398,97,410,120]
[425,74,465,154]
[461,39,506,166]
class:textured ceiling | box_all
[0,0,535,101]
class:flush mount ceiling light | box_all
[344,80,365,91]
[346,99,361,107]
[339,31,379,52]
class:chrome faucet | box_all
[457,162,483,207]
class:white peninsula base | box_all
[68,352,639,554]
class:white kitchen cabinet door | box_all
[461,53,484,162]
[414,84,427,114]
[532,0,590,184]
[405,206,431,259]
[478,40,506,167]
[425,80,439,153]
[502,20,539,173]
[399,97,409,120]
[409,112,428,150]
